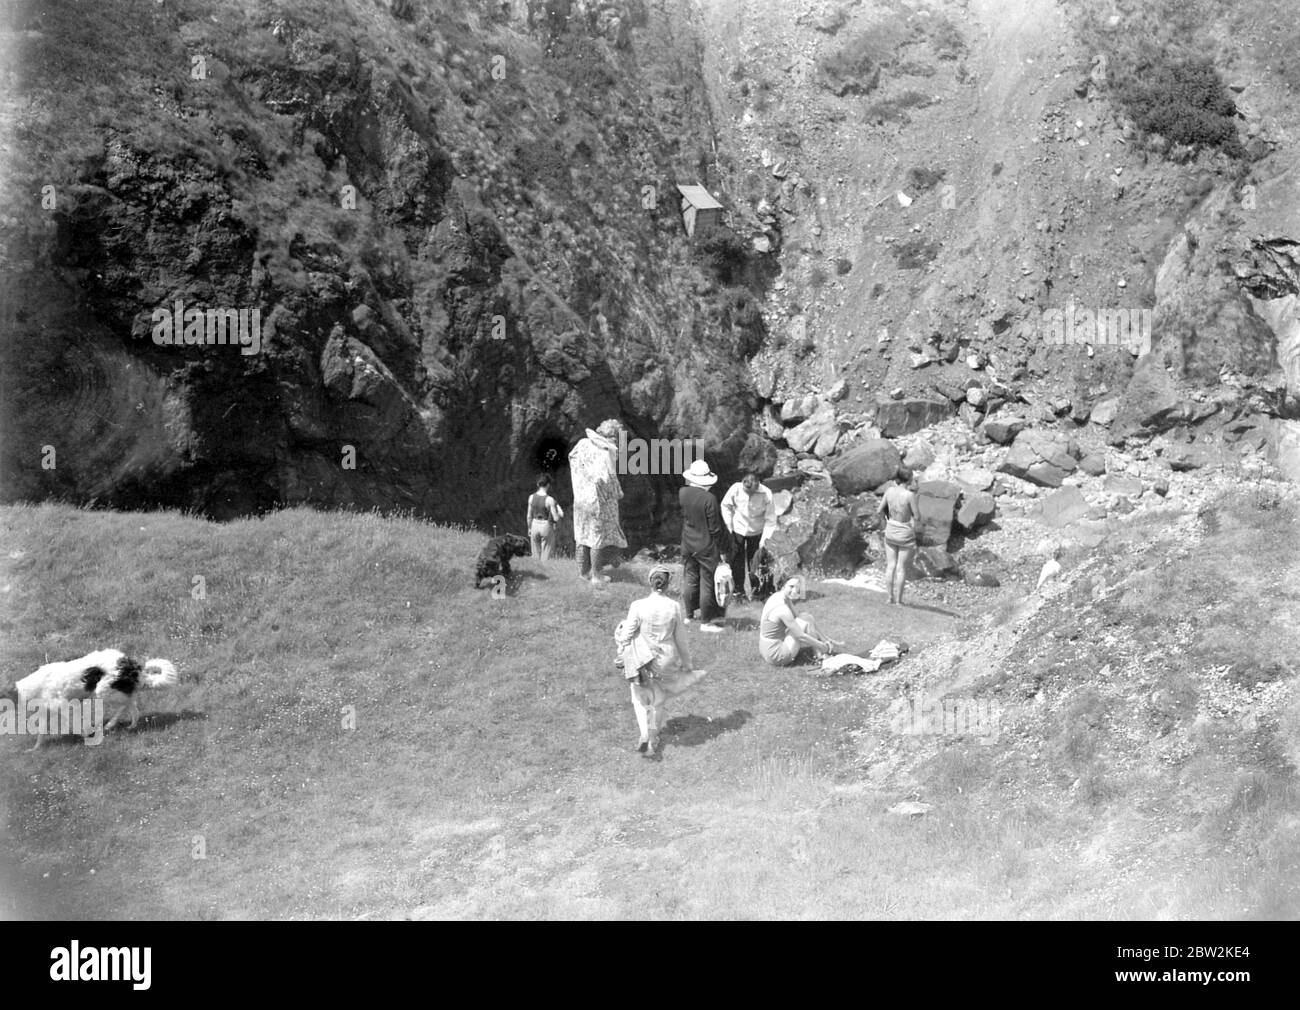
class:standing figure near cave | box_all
[569,419,628,585]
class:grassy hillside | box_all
[0,498,1296,919]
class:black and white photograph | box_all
[0,0,1296,946]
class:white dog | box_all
[14,649,178,749]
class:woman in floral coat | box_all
[568,418,628,584]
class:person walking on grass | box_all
[877,465,920,606]
[720,471,777,601]
[614,565,707,757]
[525,473,564,561]
[569,419,628,585]
[758,575,843,667]
[679,458,730,632]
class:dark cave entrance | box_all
[531,433,571,478]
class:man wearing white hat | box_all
[679,458,730,631]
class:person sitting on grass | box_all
[758,575,843,667]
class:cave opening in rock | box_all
[531,433,571,478]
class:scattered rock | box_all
[966,570,1001,588]
[1089,398,1120,427]
[1102,473,1143,497]
[771,490,794,516]
[1154,478,1170,496]
[1166,445,1210,471]
[982,416,1027,445]
[1078,453,1107,477]
[954,468,996,492]
[955,490,996,531]
[998,429,1079,487]
[916,480,962,547]
[966,386,987,408]
[903,439,936,471]
[826,378,849,402]
[875,398,952,438]
[785,402,840,454]
[1037,485,1090,527]
[780,394,819,425]
[907,547,961,580]
[887,801,933,818]
[796,508,865,576]
[827,439,901,495]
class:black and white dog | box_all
[13,649,179,748]
[473,533,531,589]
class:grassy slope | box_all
[0,497,1296,920]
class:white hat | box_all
[683,459,717,487]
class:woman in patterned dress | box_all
[568,418,628,585]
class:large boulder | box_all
[916,480,961,547]
[906,546,961,580]
[981,416,1027,445]
[1036,485,1090,527]
[998,429,1079,487]
[780,394,819,425]
[827,439,901,495]
[796,508,866,576]
[874,397,952,437]
[955,490,996,531]
[771,489,795,516]
[903,439,936,471]
[954,467,996,492]
[785,401,840,455]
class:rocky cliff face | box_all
[3,0,1298,540]
[0,0,768,540]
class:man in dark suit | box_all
[680,459,730,631]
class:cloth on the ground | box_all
[819,653,883,676]
[868,640,903,662]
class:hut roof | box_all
[675,184,723,210]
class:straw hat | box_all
[683,459,718,488]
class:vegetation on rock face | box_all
[1111,56,1243,158]
[1075,0,1244,158]
[0,0,770,541]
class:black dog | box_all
[473,533,532,589]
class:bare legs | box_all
[884,543,914,605]
[630,668,709,756]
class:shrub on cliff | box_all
[1111,56,1243,158]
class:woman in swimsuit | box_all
[758,575,842,666]
[877,466,920,606]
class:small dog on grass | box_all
[473,533,532,589]
[13,649,179,749]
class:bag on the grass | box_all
[714,561,734,607]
